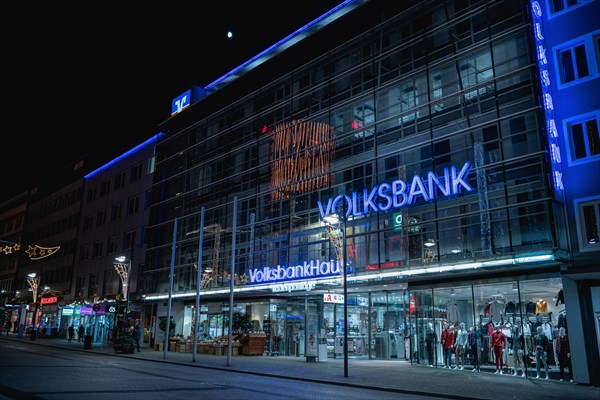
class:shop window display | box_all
[409,277,567,381]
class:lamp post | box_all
[323,210,349,378]
[27,273,40,341]
[114,256,131,314]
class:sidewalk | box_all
[2,334,598,400]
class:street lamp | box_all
[113,256,131,315]
[323,210,349,378]
[27,273,40,340]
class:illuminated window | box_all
[549,0,593,15]
[575,197,600,251]
[555,33,599,87]
[565,112,600,163]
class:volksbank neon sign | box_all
[249,259,340,284]
[318,162,474,220]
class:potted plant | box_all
[232,312,252,339]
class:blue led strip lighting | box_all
[85,132,165,179]
[204,0,357,91]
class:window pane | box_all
[561,49,575,82]
[582,204,599,244]
[586,119,600,156]
[574,45,589,78]
[571,123,586,159]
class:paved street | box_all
[1,335,598,400]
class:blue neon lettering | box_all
[428,168,450,199]
[317,162,474,219]
[377,183,392,211]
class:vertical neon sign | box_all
[531,1,564,201]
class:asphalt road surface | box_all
[0,341,448,400]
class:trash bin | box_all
[84,335,92,349]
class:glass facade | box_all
[139,0,584,382]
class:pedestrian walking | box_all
[68,324,75,342]
[4,319,11,335]
[78,325,85,342]
[132,324,141,352]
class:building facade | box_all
[142,0,599,385]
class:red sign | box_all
[366,260,400,270]
[41,296,58,305]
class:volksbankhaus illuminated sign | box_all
[317,161,474,220]
[249,259,341,284]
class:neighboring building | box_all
[142,0,599,385]
[0,193,29,332]
[64,133,163,344]
[16,162,87,338]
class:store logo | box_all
[248,259,340,284]
[317,162,474,220]
[171,89,191,116]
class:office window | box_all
[83,215,93,232]
[86,187,97,203]
[79,245,90,261]
[555,32,599,87]
[127,196,140,215]
[459,51,493,100]
[100,179,111,197]
[123,230,136,250]
[147,154,156,174]
[96,209,107,227]
[92,240,104,258]
[75,276,85,298]
[549,0,593,15]
[565,111,600,163]
[130,162,143,182]
[107,236,119,254]
[111,202,123,221]
[575,197,600,251]
[88,273,98,297]
[114,170,127,190]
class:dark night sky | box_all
[2,1,344,203]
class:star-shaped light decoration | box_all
[25,244,60,260]
[1,242,20,254]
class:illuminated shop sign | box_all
[249,259,340,284]
[317,162,474,220]
[531,0,564,200]
[324,293,345,304]
[40,296,58,305]
[62,308,74,316]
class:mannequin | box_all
[533,326,549,379]
[511,322,526,377]
[468,324,482,372]
[556,327,573,382]
[440,324,455,368]
[425,322,436,367]
[491,325,506,374]
[454,322,468,370]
